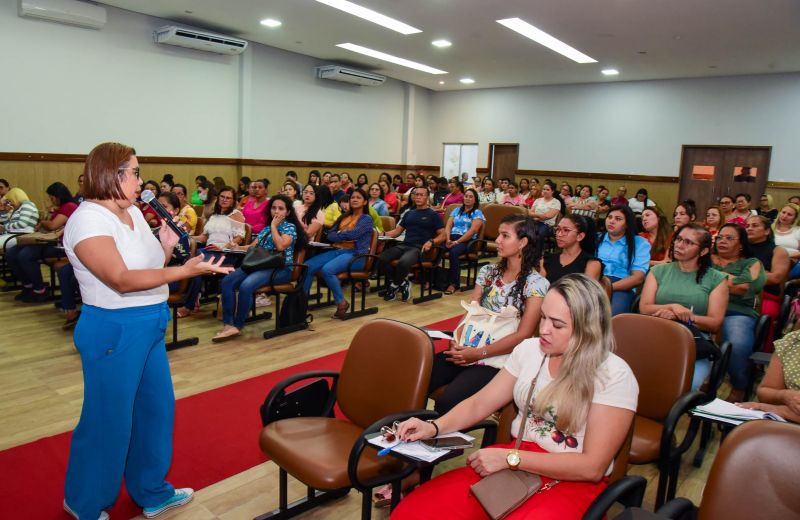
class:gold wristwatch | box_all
[506,449,521,470]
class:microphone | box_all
[140,190,188,239]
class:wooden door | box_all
[489,143,519,180]
[678,145,771,218]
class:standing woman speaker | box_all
[62,143,232,520]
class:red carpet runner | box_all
[0,316,460,519]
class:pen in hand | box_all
[687,305,694,327]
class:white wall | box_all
[428,73,800,181]
[1,2,241,156]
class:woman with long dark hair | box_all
[302,188,373,318]
[640,224,728,389]
[295,184,325,239]
[639,206,672,265]
[307,170,321,187]
[213,194,306,342]
[596,205,651,315]
[237,176,251,201]
[541,214,602,283]
[443,188,486,294]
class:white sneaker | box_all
[255,294,272,308]
[142,488,194,518]
[63,500,110,520]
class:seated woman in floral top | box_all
[738,329,800,423]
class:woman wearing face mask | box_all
[640,224,728,390]
[197,180,217,220]
[213,195,306,342]
[639,207,671,265]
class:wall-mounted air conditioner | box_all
[154,26,248,55]
[18,0,106,29]
[315,65,386,87]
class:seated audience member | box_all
[171,184,198,234]
[438,178,465,211]
[0,187,39,249]
[74,174,86,204]
[627,188,655,218]
[237,176,251,202]
[135,185,160,228]
[339,173,354,195]
[241,179,270,234]
[213,195,304,342]
[611,186,628,206]
[568,185,598,220]
[302,188,373,318]
[0,178,9,198]
[193,186,246,252]
[639,206,672,265]
[790,195,800,206]
[772,203,800,278]
[672,199,697,232]
[497,177,510,195]
[294,185,325,240]
[524,182,541,208]
[212,176,226,194]
[758,194,778,222]
[737,329,800,423]
[321,172,332,187]
[478,178,498,204]
[528,180,561,237]
[7,182,78,303]
[430,215,547,414]
[747,215,791,348]
[559,183,574,205]
[159,173,175,193]
[518,178,531,200]
[327,192,383,232]
[594,185,611,220]
[190,175,207,205]
[354,173,369,191]
[640,224,728,390]
[392,274,638,520]
[328,173,346,203]
[728,193,757,227]
[597,206,651,315]
[156,191,201,318]
[541,215,602,283]
[394,173,412,194]
[306,170,321,188]
[143,179,160,195]
[197,180,217,220]
[443,188,486,294]
[281,181,301,206]
[500,182,526,207]
[718,195,734,222]
[377,187,445,302]
[378,179,399,214]
[704,205,724,245]
[712,223,766,402]
[285,170,303,192]
[367,183,390,216]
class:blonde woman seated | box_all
[0,187,39,250]
[737,329,800,423]
[392,275,638,520]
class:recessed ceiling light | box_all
[601,68,619,76]
[439,81,445,84]
[432,40,452,48]
[496,17,596,64]
[337,43,447,74]
[315,0,421,35]
[460,78,475,84]
[260,18,282,28]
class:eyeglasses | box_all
[716,234,738,242]
[554,227,576,235]
[674,236,699,247]
[118,166,140,179]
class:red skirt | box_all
[390,441,608,520]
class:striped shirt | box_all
[3,201,39,232]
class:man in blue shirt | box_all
[378,187,446,302]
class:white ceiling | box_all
[95,0,800,91]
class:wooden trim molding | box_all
[767,181,800,189]
[0,152,439,172]
[516,169,679,184]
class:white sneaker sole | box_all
[63,500,110,520]
[142,490,194,518]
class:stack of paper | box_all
[692,398,787,425]
[367,432,475,463]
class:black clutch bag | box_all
[241,247,285,273]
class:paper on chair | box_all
[367,432,475,463]
[425,330,454,340]
[691,398,787,425]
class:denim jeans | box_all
[446,235,471,287]
[221,267,291,329]
[58,262,78,311]
[722,313,757,390]
[607,276,635,315]
[692,359,712,390]
[7,244,63,289]
[790,260,800,280]
[302,249,364,304]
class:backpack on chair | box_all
[277,291,312,329]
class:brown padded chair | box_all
[625,421,800,520]
[166,238,199,350]
[254,248,309,339]
[600,276,613,302]
[480,204,528,256]
[258,319,434,520]
[612,314,706,508]
[380,215,396,232]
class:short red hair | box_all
[83,142,136,200]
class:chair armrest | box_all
[661,390,707,460]
[347,253,381,277]
[261,370,340,425]
[348,409,439,491]
[704,341,731,402]
[655,498,696,519]
[267,262,308,288]
[582,475,647,520]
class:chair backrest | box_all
[380,215,396,232]
[600,276,613,299]
[337,319,434,428]
[363,229,379,271]
[481,204,528,241]
[243,223,252,245]
[753,314,772,353]
[289,248,306,283]
[698,421,800,519]
[443,203,460,222]
[195,216,205,236]
[612,314,695,422]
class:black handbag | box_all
[241,247,285,273]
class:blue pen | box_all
[378,441,403,456]
[687,305,694,327]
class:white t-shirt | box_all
[532,198,561,227]
[64,202,168,309]
[627,197,655,215]
[504,338,639,475]
[774,226,800,255]
[204,210,245,247]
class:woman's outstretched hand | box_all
[184,254,234,276]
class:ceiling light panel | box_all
[337,43,447,74]
[315,0,421,35]
[260,19,282,28]
[602,68,619,75]
[432,40,452,48]
[496,18,597,64]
